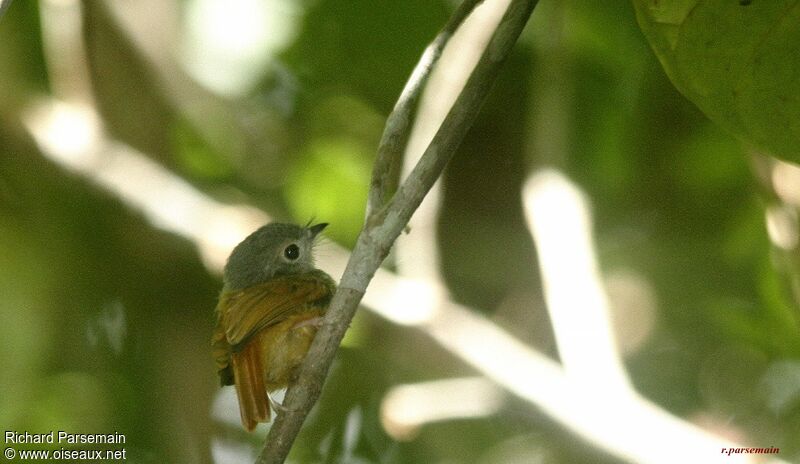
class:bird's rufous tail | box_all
[231,342,270,431]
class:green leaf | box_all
[633,0,800,163]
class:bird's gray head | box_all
[223,222,327,290]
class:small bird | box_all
[212,222,335,431]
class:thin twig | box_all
[256,0,538,462]
[366,0,485,216]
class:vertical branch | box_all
[257,0,539,462]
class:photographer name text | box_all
[5,431,126,445]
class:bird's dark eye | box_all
[284,244,300,260]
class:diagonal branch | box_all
[257,0,539,462]
[366,0,484,216]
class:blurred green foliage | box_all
[285,137,371,246]
[0,0,799,463]
[633,0,800,163]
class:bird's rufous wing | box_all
[221,272,333,349]
[214,271,334,431]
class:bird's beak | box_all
[308,222,328,238]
